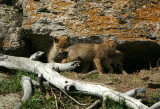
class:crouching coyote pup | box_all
[48,36,69,63]
[102,50,124,74]
[62,37,118,75]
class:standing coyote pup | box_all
[48,36,69,63]
[62,37,117,75]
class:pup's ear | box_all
[103,37,109,43]
[67,36,70,40]
[63,36,70,41]
[110,39,117,49]
[115,50,123,56]
[53,37,59,43]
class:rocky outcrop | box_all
[20,0,160,39]
[0,0,160,72]
[0,4,31,56]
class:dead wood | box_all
[0,53,159,109]
[13,76,32,109]
[150,102,160,109]
[81,70,98,79]
[51,87,58,109]
[125,88,146,97]
[86,100,101,109]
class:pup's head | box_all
[111,50,124,72]
[53,36,69,53]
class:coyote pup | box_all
[102,50,124,73]
[62,37,117,74]
[48,36,69,63]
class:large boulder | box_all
[0,0,160,72]
[0,4,32,56]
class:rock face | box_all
[0,0,160,72]
[0,4,31,56]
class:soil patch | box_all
[61,68,160,99]
[0,73,21,109]
[0,93,21,109]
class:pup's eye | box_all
[57,45,61,48]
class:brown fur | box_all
[102,50,123,73]
[62,37,117,74]
[48,36,69,63]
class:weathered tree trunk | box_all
[14,76,32,109]
[0,53,159,109]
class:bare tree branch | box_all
[29,51,45,61]
[51,87,59,109]
[81,70,98,79]
[13,76,32,109]
[125,88,146,97]
[86,100,101,109]
[0,54,157,109]
[150,102,160,109]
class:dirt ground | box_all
[0,73,21,109]
[0,93,21,109]
[61,67,160,99]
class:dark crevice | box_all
[37,8,61,14]
[24,33,52,62]
[0,0,17,6]
[117,41,160,73]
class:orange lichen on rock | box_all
[135,2,160,23]
[22,0,160,41]
[23,0,44,29]
[65,1,121,37]
[112,0,130,9]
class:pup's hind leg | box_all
[102,59,113,73]
[81,62,90,74]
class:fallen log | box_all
[125,88,146,97]
[150,102,160,109]
[13,76,32,109]
[0,53,158,109]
